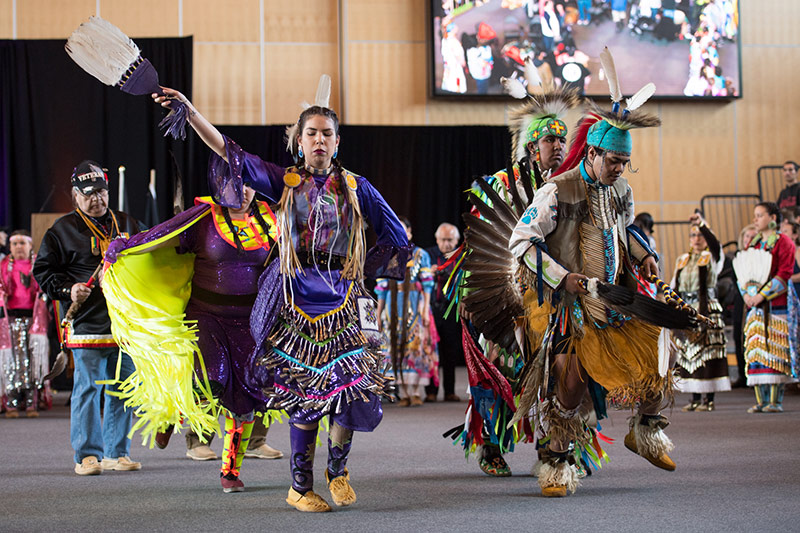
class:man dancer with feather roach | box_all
[506,48,681,497]
[446,63,581,477]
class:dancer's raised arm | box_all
[152,87,226,160]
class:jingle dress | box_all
[672,224,731,393]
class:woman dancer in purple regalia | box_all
[153,77,410,512]
[105,186,280,493]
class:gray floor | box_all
[2,371,799,532]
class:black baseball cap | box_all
[71,160,108,195]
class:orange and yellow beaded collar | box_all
[194,197,278,251]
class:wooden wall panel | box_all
[0,0,12,38]
[264,0,338,43]
[347,42,426,124]
[346,0,425,42]
[16,0,95,38]
[736,46,800,196]
[264,44,340,124]
[661,203,701,221]
[100,0,180,38]
[740,0,800,46]
[660,101,736,202]
[625,103,662,207]
[194,43,262,125]
[183,0,260,43]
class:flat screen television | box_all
[430,0,741,99]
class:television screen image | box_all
[431,0,741,99]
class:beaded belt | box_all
[297,250,345,270]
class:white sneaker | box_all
[186,445,217,461]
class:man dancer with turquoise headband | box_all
[508,65,677,497]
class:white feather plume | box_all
[65,16,140,86]
[501,76,528,100]
[599,47,622,103]
[314,74,332,108]
[626,82,656,111]
[733,248,773,293]
[524,58,542,90]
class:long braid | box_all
[221,206,245,254]
[250,201,275,248]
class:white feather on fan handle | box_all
[732,248,773,293]
[501,76,528,100]
[626,82,656,111]
[65,16,140,86]
[599,47,622,103]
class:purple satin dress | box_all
[178,212,270,416]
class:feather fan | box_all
[587,279,696,329]
[732,248,773,294]
[65,16,189,140]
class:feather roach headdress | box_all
[501,61,581,163]
[65,16,189,140]
[584,47,661,155]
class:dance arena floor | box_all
[2,372,798,532]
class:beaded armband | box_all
[758,277,788,301]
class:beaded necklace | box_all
[75,208,121,256]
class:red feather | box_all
[553,113,601,177]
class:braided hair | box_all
[220,206,245,254]
[221,199,276,255]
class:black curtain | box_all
[210,125,510,249]
[0,37,193,229]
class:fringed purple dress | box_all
[210,136,410,432]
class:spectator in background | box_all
[540,0,562,51]
[425,223,463,402]
[0,228,9,259]
[633,212,664,275]
[441,20,467,94]
[577,0,592,25]
[0,230,50,418]
[611,0,628,32]
[673,213,730,411]
[730,223,758,388]
[554,43,592,94]
[466,22,495,94]
[741,203,797,413]
[776,160,800,209]
[376,218,438,407]
[33,160,144,476]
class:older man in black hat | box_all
[33,160,144,476]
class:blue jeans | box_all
[70,347,135,463]
[578,0,591,21]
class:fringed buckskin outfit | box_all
[672,223,731,401]
[507,55,675,494]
